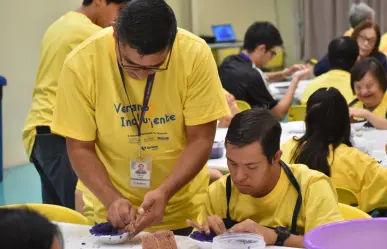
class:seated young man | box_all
[218,21,311,120]
[188,108,343,248]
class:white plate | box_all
[189,237,212,249]
[91,232,131,245]
[351,121,367,131]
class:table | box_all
[268,79,312,101]
[209,124,387,172]
[208,41,244,49]
[56,222,297,249]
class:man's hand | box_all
[133,188,168,235]
[229,219,277,245]
[107,198,137,229]
[186,215,227,235]
[282,64,308,78]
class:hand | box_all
[282,64,308,78]
[133,188,168,235]
[349,108,369,119]
[229,219,277,245]
[107,198,137,229]
[218,116,232,128]
[186,215,227,235]
[225,93,240,115]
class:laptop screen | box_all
[212,24,236,42]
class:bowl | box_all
[90,222,131,245]
[210,141,225,159]
[351,121,367,131]
[304,219,387,249]
[189,231,216,249]
[212,233,266,249]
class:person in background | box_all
[188,108,343,248]
[344,2,375,37]
[315,21,387,76]
[301,36,359,104]
[282,87,387,213]
[22,0,129,210]
[51,0,229,236]
[0,208,64,249]
[218,90,240,128]
[219,21,310,120]
[349,57,387,129]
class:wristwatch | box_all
[274,226,291,246]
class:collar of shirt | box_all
[240,52,269,87]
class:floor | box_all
[0,164,42,205]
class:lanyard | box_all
[118,64,155,156]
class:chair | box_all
[336,187,359,207]
[338,203,371,220]
[2,203,91,225]
[288,105,306,122]
[236,100,251,111]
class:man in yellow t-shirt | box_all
[302,37,358,105]
[51,0,229,235]
[188,109,342,248]
[23,0,129,210]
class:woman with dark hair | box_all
[314,21,387,76]
[281,87,387,213]
[0,208,63,249]
[349,57,387,129]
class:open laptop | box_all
[211,24,238,43]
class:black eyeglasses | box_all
[117,39,172,72]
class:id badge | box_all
[130,156,152,188]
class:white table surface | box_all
[210,123,387,172]
[57,222,297,249]
[269,80,313,101]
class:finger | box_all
[129,204,137,221]
[208,216,223,235]
[118,202,132,225]
[186,219,203,231]
[133,213,154,236]
[202,219,211,235]
[215,216,227,234]
[229,223,243,233]
[109,209,126,229]
[139,196,155,215]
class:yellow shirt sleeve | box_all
[303,179,343,233]
[358,158,387,212]
[183,45,230,126]
[51,63,96,141]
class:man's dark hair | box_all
[0,208,63,249]
[116,0,177,55]
[243,21,283,53]
[328,36,359,72]
[82,0,128,6]
[226,108,281,164]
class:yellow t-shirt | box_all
[344,28,353,37]
[23,11,101,157]
[349,93,387,122]
[51,27,230,231]
[301,70,355,105]
[198,164,343,235]
[379,33,387,54]
[281,138,387,213]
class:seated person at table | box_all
[349,57,387,129]
[315,21,387,76]
[219,21,310,120]
[0,208,63,249]
[282,87,387,213]
[344,2,375,37]
[188,108,343,248]
[301,36,358,104]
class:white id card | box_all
[130,156,152,188]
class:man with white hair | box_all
[344,2,375,36]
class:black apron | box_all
[222,161,302,235]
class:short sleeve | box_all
[183,44,230,126]
[304,179,343,233]
[51,63,96,141]
[246,75,277,109]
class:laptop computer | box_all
[211,24,238,43]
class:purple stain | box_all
[89,222,127,236]
[82,242,86,245]
[190,231,217,242]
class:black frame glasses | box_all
[117,39,173,72]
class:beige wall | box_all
[191,0,301,66]
[166,0,192,30]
